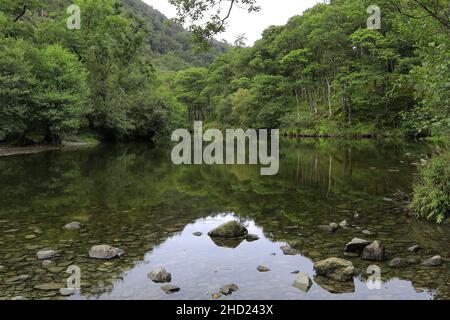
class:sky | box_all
[143,0,321,45]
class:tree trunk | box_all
[326,77,332,117]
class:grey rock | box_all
[339,220,349,228]
[408,245,420,252]
[161,284,180,294]
[389,258,409,268]
[36,250,60,260]
[208,221,248,238]
[280,245,298,255]
[291,270,300,274]
[42,260,55,268]
[313,257,357,282]
[362,241,386,261]
[256,265,270,272]
[148,267,172,283]
[192,232,203,237]
[64,222,83,230]
[34,283,65,291]
[362,230,376,236]
[318,223,338,233]
[292,272,313,292]
[421,255,443,267]
[88,245,124,259]
[59,288,76,296]
[343,238,370,254]
[219,283,239,295]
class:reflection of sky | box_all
[72,213,431,300]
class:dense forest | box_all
[0,0,449,221]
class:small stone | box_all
[212,293,222,299]
[256,265,270,272]
[193,232,203,237]
[36,250,60,260]
[34,283,65,291]
[42,260,55,268]
[88,245,124,260]
[339,220,349,228]
[319,223,338,233]
[362,241,386,261]
[408,245,420,252]
[148,267,171,283]
[245,234,260,242]
[389,258,409,268]
[64,222,83,231]
[354,212,360,219]
[362,230,376,236]
[343,238,370,254]
[59,288,76,296]
[25,234,37,239]
[292,272,313,292]
[219,284,239,295]
[291,270,300,274]
[421,255,443,267]
[161,284,180,294]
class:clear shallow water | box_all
[0,140,449,300]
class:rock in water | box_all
[408,245,420,252]
[292,272,313,292]
[64,222,83,230]
[161,284,180,294]
[208,221,248,238]
[256,265,270,272]
[59,288,76,296]
[219,284,239,295]
[362,241,385,261]
[421,256,443,267]
[34,283,65,291]
[280,245,298,255]
[88,245,124,260]
[313,258,357,282]
[36,250,60,260]
[148,267,172,283]
[343,238,370,254]
[245,234,260,242]
[389,258,409,268]
[192,232,203,237]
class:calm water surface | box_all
[0,139,449,300]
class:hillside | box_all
[123,0,229,70]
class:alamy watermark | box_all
[67,4,81,30]
[171,122,280,176]
[367,5,381,30]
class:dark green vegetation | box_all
[0,0,227,144]
[0,141,449,299]
[173,0,449,138]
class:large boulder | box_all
[208,221,248,238]
[148,267,172,283]
[313,257,357,282]
[343,238,370,254]
[88,245,124,260]
[362,241,386,261]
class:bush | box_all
[410,152,450,223]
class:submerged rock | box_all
[421,255,443,267]
[88,245,124,260]
[219,283,239,295]
[210,237,244,249]
[292,272,313,292]
[245,234,260,242]
[36,250,60,260]
[408,245,420,252]
[208,221,248,238]
[280,245,298,255]
[389,258,409,268]
[313,257,357,282]
[161,284,180,294]
[148,267,172,283]
[256,265,270,272]
[314,276,355,294]
[343,238,370,254]
[34,283,65,291]
[362,241,386,261]
[64,222,83,231]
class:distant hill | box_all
[123,0,229,71]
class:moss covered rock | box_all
[208,221,248,238]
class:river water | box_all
[0,139,448,300]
